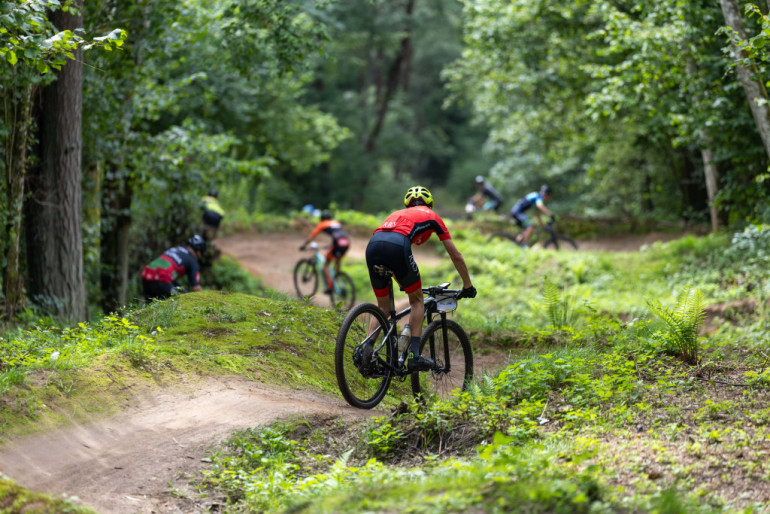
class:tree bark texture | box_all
[25,2,87,321]
[720,0,770,160]
[3,84,34,319]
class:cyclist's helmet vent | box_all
[404,186,434,208]
[187,234,207,252]
[320,210,332,221]
[540,184,552,196]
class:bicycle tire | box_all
[330,271,356,310]
[293,258,318,298]
[487,232,519,245]
[411,319,473,401]
[335,303,394,409]
[542,235,579,251]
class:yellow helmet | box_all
[404,186,433,208]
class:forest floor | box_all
[0,229,690,513]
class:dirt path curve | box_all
[0,377,372,513]
[215,228,442,306]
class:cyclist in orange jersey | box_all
[300,211,351,294]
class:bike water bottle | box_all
[397,324,411,353]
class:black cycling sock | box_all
[408,336,421,357]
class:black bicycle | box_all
[334,265,473,409]
[294,242,356,310]
[488,221,578,250]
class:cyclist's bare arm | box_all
[442,239,473,289]
[537,203,553,218]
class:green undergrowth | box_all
[198,307,770,512]
[0,476,95,513]
[192,226,770,512]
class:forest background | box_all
[3,0,770,323]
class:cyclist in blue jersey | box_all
[510,185,555,247]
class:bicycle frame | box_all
[306,242,340,293]
[368,267,459,377]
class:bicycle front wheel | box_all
[293,259,318,298]
[331,272,356,310]
[542,235,578,251]
[335,303,394,409]
[411,319,473,401]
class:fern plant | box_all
[647,285,705,365]
[542,277,579,330]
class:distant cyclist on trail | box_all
[200,189,226,241]
[366,186,476,372]
[141,235,206,301]
[510,185,555,247]
[300,211,351,294]
[467,175,503,217]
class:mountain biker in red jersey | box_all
[300,210,351,294]
[141,235,206,301]
[365,186,476,372]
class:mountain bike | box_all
[334,265,473,409]
[488,221,578,250]
[294,242,356,310]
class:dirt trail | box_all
[0,377,370,513]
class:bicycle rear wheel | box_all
[411,319,473,401]
[335,303,394,409]
[542,235,578,250]
[293,258,318,298]
[330,271,356,310]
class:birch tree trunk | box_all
[720,0,770,159]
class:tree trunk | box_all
[2,84,34,320]
[720,0,770,159]
[100,165,133,314]
[700,147,720,232]
[26,2,86,321]
[364,0,416,153]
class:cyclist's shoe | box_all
[407,353,435,372]
[324,288,333,295]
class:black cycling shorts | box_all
[365,231,420,297]
[142,279,174,302]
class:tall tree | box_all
[24,0,86,321]
[720,0,770,160]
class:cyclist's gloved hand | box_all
[549,214,556,223]
[458,285,477,299]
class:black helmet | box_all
[187,234,207,252]
[540,185,552,196]
[208,189,218,198]
[320,210,332,221]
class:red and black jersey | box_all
[374,206,451,245]
[310,219,350,246]
[141,246,201,287]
